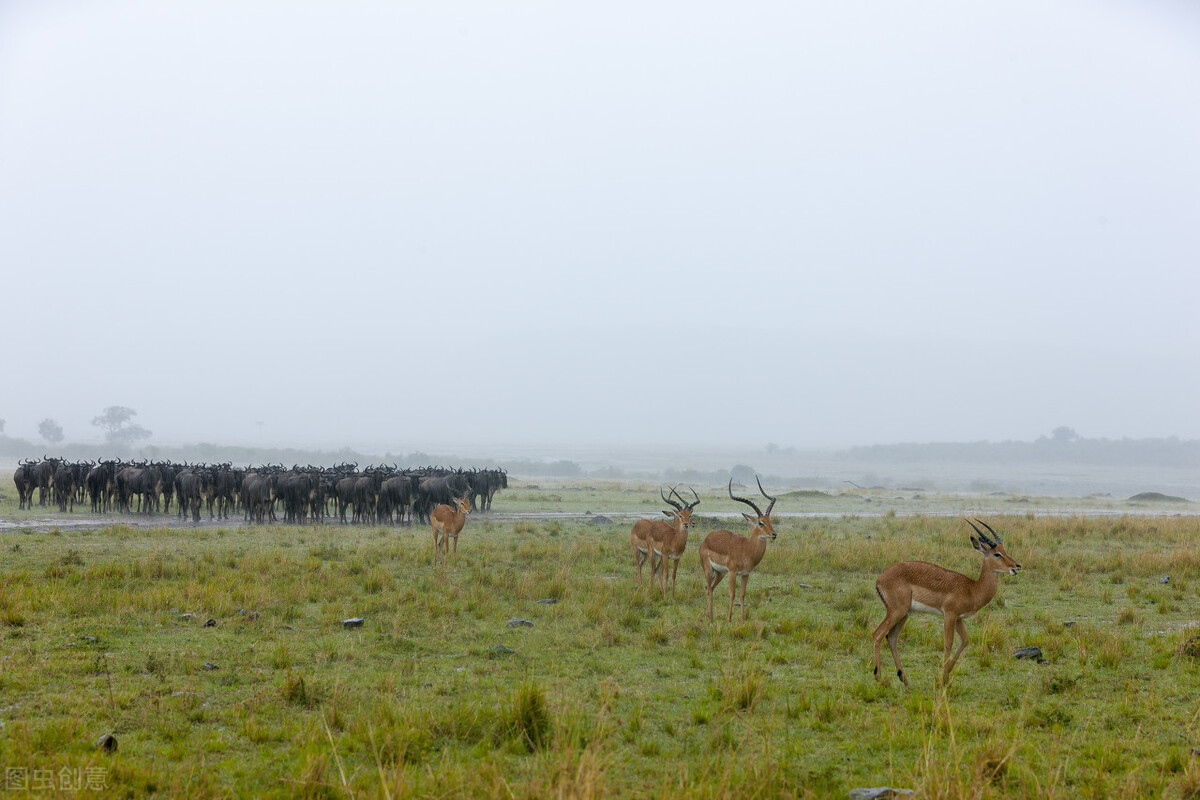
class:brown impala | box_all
[872,518,1022,686]
[698,477,778,623]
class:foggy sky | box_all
[2,1,1198,452]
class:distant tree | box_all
[730,464,757,485]
[91,405,152,446]
[38,418,64,444]
[1051,426,1078,443]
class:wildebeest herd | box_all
[10,456,507,526]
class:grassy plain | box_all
[1,480,1199,798]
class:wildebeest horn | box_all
[728,477,764,517]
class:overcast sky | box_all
[2,1,1198,452]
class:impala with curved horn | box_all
[872,518,1021,686]
[698,477,778,623]
[648,486,700,598]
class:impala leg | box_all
[940,615,958,684]
[703,559,722,623]
[873,607,910,685]
[670,557,680,600]
[452,533,459,571]
[634,546,646,590]
[945,618,969,678]
[734,573,744,623]
[728,572,738,622]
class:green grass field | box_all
[2,481,1199,798]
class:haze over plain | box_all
[2,1,1198,453]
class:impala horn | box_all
[674,485,700,511]
[965,518,999,547]
[728,477,764,517]
[661,486,683,511]
[757,475,777,516]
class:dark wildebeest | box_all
[14,459,36,510]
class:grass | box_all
[1,481,1200,797]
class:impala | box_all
[872,518,1022,686]
[647,486,700,598]
[699,477,777,623]
[630,487,697,593]
[431,495,471,569]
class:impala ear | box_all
[662,510,674,518]
[742,512,755,523]
[970,536,986,552]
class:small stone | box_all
[172,691,195,698]
[201,662,219,670]
[590,515,614,526]
[797,583,813,589]
[279,625,294,631]
[507,618,534,628]
[848,789,914,800]
[204,618,217,627]
[487,644,515,657]
[84,636,97,642]
[535,598,557,605]
[1160,576,1170,584]
[342,617,365,629]
[95,733,118,752]
[180,613,195,620]
[1012,646,1044,662]
[1062,621,1075,627]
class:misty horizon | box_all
[3,2,1198,452]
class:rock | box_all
[1159,576,1170,584]
[95,733,118,752]
[204,618,217,627]
[535,598,557,605]
[848,789,914,800]
[1062,621,1075,627]
[507,618,534,628]
[590,515,614,526]
[797,583,812,589]
[180,613,195,620]
[201,662,219,670]
[487,644,515,657]
[84,636,97,642]
[279,625,294,631]
[172,691,195,698]
[1012,646,1044,662]
[342,617,365,629]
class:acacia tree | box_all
[38,418,64,444]
[91,406,151,446]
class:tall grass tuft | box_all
[499,678,552,751]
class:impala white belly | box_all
[910,600,943,616]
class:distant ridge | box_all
[841,436,1200,468]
